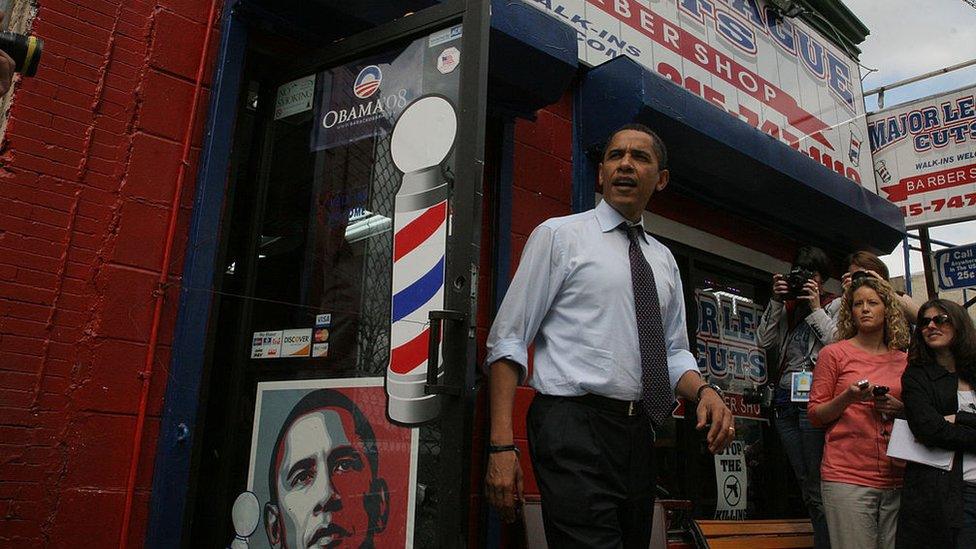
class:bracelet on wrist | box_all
[696,383,724,403]
[487,444,520,456]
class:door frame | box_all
[148,1,491,546]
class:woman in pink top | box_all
[808,276,910,548]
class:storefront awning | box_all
[487,0,578,117]
[579,57,905,255]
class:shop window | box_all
[655,250,805,523]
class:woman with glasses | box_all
[896,299,976,548]
[808,276,910,548]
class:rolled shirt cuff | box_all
[668,350,700,392]
[484,339,529,383]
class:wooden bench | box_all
[695,519,814,548]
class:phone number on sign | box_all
[900,193,976,217]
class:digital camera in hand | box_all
[784,266,815,300]
[872,385,890,397]
[0,32,42,76]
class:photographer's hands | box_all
[770,272,822,309]
[841,268,882,290]
[0,12,14,95]
[771,274,789,302]
[798,279,822,310]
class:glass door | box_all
[678,256,801,521]
[188,14,487,548]
[688,264,769,520]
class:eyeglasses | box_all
[920,314,951,328]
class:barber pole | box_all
[386,95,457,424]
[849,127,863,167]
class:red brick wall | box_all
[0,1,217,546]
[508,94,574,501]
[473,93,574,546]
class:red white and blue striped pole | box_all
[387,95,458,425]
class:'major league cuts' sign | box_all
[695,290,767,385]
[527,0,869,184]
[867,84,976,228]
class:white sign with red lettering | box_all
[867,84,976,228]
[528,0,868,184]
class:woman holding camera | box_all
[808,276,909,548]
[758,246,837,548]
[896,300,976,548]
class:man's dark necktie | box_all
[624,224,673,425]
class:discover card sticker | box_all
[281,329,312,358]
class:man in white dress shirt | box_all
[484,124,733,548]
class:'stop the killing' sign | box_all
[527,0,869,185]
[867,84,976,228]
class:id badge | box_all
[791,371,813,403]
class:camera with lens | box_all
[851,270,870,284]
[743,384,774,408]
[784,266,815,299]
[0,31,43,76]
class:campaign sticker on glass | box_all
[312,343,329,358]
[791,371,813,403]
[315,313,332,327]
[281,329,312,358]
[251,331,283,359]
[437,47,460,74]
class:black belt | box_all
[543,393,642,417]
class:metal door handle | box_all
[425,309,465,396]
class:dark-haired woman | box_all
[896,299,976,548]
[808,276,909,548]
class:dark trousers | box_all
[527,394,656,549]
[959,483,976,548]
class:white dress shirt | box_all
[485,199,698,401]
[958,391,976,483]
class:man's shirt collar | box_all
[596,199,648,241]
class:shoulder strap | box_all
[785,299,798,331]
